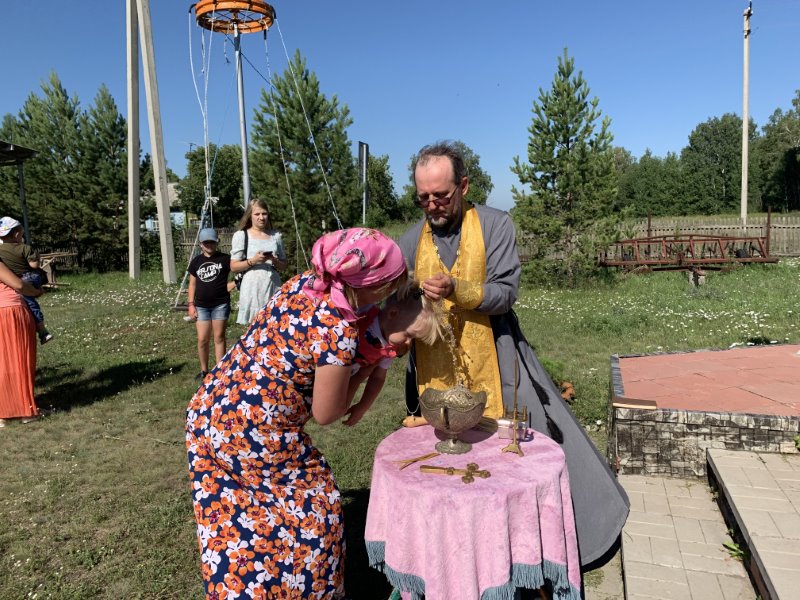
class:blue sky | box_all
[2,1,798,212]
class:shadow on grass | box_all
[343,488,393,600]
[35,358,184,412]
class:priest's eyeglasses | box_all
[415,185,460,208]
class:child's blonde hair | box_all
[385,279,445,346]
[344,270,409,313]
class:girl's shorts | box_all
[195,302,231,322]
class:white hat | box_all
[0,216,21,238]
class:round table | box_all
[365,426,582,600]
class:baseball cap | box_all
[198,228,219,243]
[0,216,21,237]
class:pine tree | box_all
[178,143,243,227]
[9,73,85,254]
[249,51,359,266]
[510,49,616,283]
[364,154,399,227]
[0,114,26,217]
[79,85,128,270]
[0,74,130,270]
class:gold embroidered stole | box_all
[414,206,504,418]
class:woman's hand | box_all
[21,281,42,297]
[251,251,271,265]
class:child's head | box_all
[380,280,444,354]
[0,217,22,242]
[198,228,219,255]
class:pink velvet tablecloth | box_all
[365,426,582,600]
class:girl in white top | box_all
[230,199,288,325]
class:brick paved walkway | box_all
[708,450,800,600]
[619,474,754,600]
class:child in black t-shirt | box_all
[187,228,232,380]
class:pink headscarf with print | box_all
[303,228,406,321]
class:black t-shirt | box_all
[188,252,231,308]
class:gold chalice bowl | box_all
[419,384,487,455]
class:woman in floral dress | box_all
[187,228,407,599]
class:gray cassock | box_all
[399,204,629,570]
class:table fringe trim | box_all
[365,541,581,600]
[366,541,425,599]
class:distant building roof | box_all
[0,140,38,166]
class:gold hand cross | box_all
[419,462,491,484]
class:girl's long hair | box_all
[237,198,273,231]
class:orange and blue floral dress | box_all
[186,272,357,599]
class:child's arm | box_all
[26,246,40,269]
[343,366,388,426]
[187,275,198,320]
[346,366,373,405]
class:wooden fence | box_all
[518,215,800,261]
[178,227,238,254]
[615,215,800,257]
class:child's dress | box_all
[352,305,397,374]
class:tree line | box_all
[1,51,798,283]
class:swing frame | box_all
[194,0,275,34]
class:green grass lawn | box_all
[2,261,799,599]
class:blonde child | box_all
[343,281,443,426]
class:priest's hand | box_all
[421,273,454,301]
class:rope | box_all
[175,7,227,309]
[275,19,343,231]
[176,11,346,305]
[187,8,214,218]
[261,28,309,271]
[229,26,346,265]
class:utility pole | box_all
[126,0,177,283]
[358,142,369,224]
[233,26,251,209]
[740,1,753,225]
[127,0,140,279]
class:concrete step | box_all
[619,474,755,600]
[707,449,800,600]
